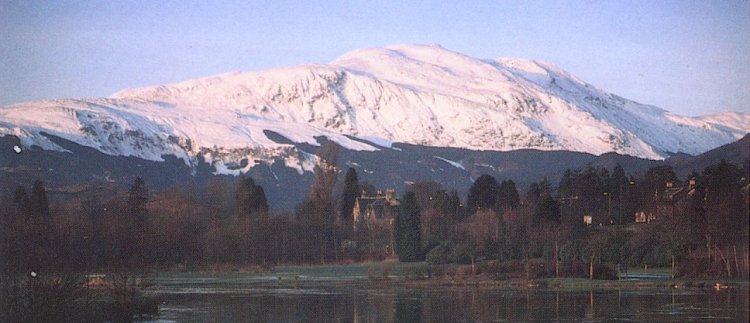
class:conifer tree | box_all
[466,174,500,214]
[297,141,340,262]
[127,177,149,220]
[448,190,465,219]
[82,186,105,220]
[533,195,561,225]
[30,180,50,218]
[395,191,422,262]
[610,163,629,224]
[339,168,360,225]
[497,180,520,210]
[236,176,269,219]
[610,164,628,196]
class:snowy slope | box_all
[0,97,374,175]
[1,44,748,175]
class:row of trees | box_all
[0,142,389,272]
[0,175,298,273]
[0,148,746,279]
[409,160,748,279]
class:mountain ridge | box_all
[1,44,748,175]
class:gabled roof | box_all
[356,195,400,208]
[355,194,400,220]
[371,199,388,207]
[663,187,685,200]
[355,197,379,211]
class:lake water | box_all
[145,271,749,322]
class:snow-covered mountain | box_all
[1,44,748,175]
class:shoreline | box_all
[143,267,749,292]
[370,276,749,291]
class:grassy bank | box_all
[258,261,749,290]
[0,273,159,322]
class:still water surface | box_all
[145,273,748,322]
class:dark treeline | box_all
[0,152,747,279]
[422,159,748,279]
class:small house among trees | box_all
[635,178,698,223]
[352,188,400,228]
[660,180,688,202]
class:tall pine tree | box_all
[448,190,465,219]
[533,195,561,225]
[297,141,341,262]
[395,192,422,262]
[466,174,500,215]
[339,168,360,225]
[127,177,149,220]
[30,180,50,218]
[610,163,629,224]
[236,176,269,219]
[497,180,520,210]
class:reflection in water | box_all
[394,291,422,323]
[151,281,750,322]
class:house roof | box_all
[355,195,400,220]
[355,197,379,211]
[356,195,400,208]
[662,187,685,201]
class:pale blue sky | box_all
[1,0,748,116]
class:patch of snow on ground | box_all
[433,156,466,170]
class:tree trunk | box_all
[320,234,325,264]
[733,245,739,278]
[671,255,675,279]
[525,253,530,282]
[368,225,374,257]
[495,219,499,242]
[554,241,560,278]
[705,235,712,265]
[334,235,339,263]
[716,246,731,277]
[745,249,749,279]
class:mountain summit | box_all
[1,44,748,174]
